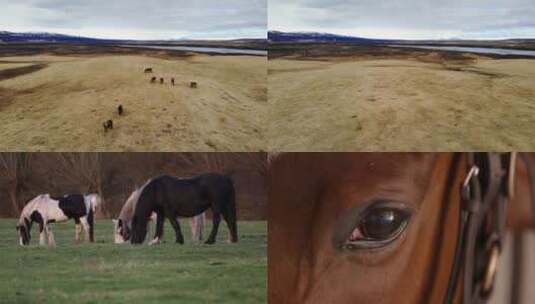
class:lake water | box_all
[389,45,535,57]
[120,44,267,56]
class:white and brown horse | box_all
[16,193,102,247]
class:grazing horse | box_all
[268,153,535,304]
[103,119,113,132]
[144,68,153,73]
[16,193,102,247]
[151,76,157,83]
[113,185,206,244]
[130,173,238,245]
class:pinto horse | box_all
[113,185,206,244]
[130,174,238,245]
[268,153,535,304]
[16,193,102,247]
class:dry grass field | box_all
[268,51,535,151]
[0,52,266,151]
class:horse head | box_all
[113,218,131,244]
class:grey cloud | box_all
[270,0,535,39]
[0,0,266,39]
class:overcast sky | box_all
[269,0,535,39]
[0,0,266,40]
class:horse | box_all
[267,153,535,304]
[150,76,157,83]
[190,81,197,88]
[113,185,206,245]
[160,78,164,84]
[103,119,113,132]
[171,78,175,86]
[118,105,123,116]
[16,193,102,247]
[129,173,238,245]
[144,68,153,73]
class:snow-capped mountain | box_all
[0,31,115,43]
[268,31,390,44]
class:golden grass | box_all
[0,54,266,151]
[268,56,535,151]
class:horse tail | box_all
[87,204,95,242]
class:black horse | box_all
[130,174,238,245]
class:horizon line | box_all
[0,29,267,41]
[267,29,535,41]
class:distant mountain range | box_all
[268,31,390,44]
[0,31,267,49]
[0,31,121,43]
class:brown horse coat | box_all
[268,153,534,304]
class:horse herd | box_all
[101,67,198,133]
[145,67,198,88]
[16,173,238,247]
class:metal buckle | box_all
[481,243,500,296]
[462,165,480,203]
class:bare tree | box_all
[49,153,111,216]
[0,153,33,216]
[164,153,266,177]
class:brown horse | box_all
[103,119,113,132]
[268,153,534,304]
[160,77,164,84]
[150,77,156,83]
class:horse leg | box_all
[39,220,46,246]
[46,225,56,248]
[190,216,200,242]
[149,213,164,245]
[87,204,95,242]
[168,217,184,244]
[80,217,91,243]
[221,205,238,243]
[190,214,205,242]
[205,213,221,244]
[74,218,82,243]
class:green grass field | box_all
[0,219,266,304]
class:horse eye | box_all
[343,207,410,250]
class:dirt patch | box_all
[0,63,48,81]
[0,87,17,110]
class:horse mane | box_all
[119,179,152,222]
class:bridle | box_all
[443,152,517,304]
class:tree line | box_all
[0,153,266,219]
